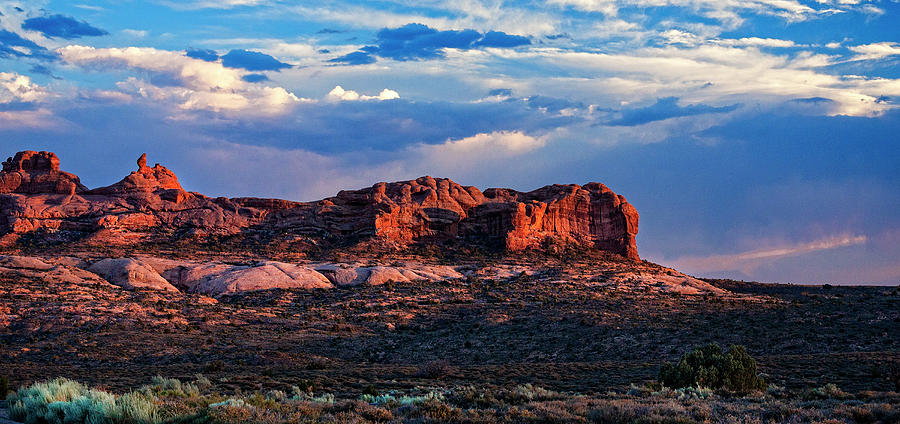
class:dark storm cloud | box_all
[185,48,219,62]
[607,97,740,126]
[0,30,55,60]
[330,23,531,65]
[221,49,292,71]
[22,14,108,39]
[329,50,376,65]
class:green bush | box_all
[658,344,766,393]
[7,377,159,424]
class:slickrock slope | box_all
[0,254,725,297]
[0,151,640,259]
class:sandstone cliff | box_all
[0,151,640,259]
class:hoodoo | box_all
[0,151,639,259]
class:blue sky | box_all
[1,0,898,284]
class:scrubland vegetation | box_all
[1,263,898,423]
[5,371,899,424]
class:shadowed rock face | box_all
[0,151,640,259]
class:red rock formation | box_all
[0,151,87,195]
[317,177,640,259]
[90,153,186,198]
[0,151,639,259]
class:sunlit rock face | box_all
[0,150,639,260]
[320,176,639,260]
[0,151,88,195]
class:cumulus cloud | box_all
[22,14,108,39]
[326,85,399,101]
[58,45,304,114]
[425,130,545,155]
[0,72,48,104]
[330,23,530,65]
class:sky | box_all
[0,0,898,285]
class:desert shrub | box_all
[361,391,444,407]
[415,360,453,379]
[144,376,200,398]
[588,400,697,424]
[192,374,212,392]
[7,378,159,424]
[208,398,247,409]
[503,384,563,404]
[331,400,394,422]
[109,392,160,423]
[202,360,225,373]
[291,379,317,395]
[658,344,766,393]
[293,392,335,404]
[362,384,379,397]
[803,383,850,400]
[447,385,502,409]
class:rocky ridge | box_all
[0,151,640,260]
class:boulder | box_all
[191,261,332,296]
[88,258,179,292]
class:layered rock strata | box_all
[0,151,640,259]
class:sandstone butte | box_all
[0,150,640,260]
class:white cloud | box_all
[660,29,703,46]
[488,45,897,116]
[159,0,269,10]
[848,42,900,61]
[122,29,149,38]
[186,130,545,200]
[669,234,867,274]
[713,37,797,48]
[58,45,305,115]
[326,85,399,101]
[549,0,618,15]
[426,131,545,155]
[284,3,558,36]
[0,72,48,104]
[550,0,823,23]
[0,108,60,129]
